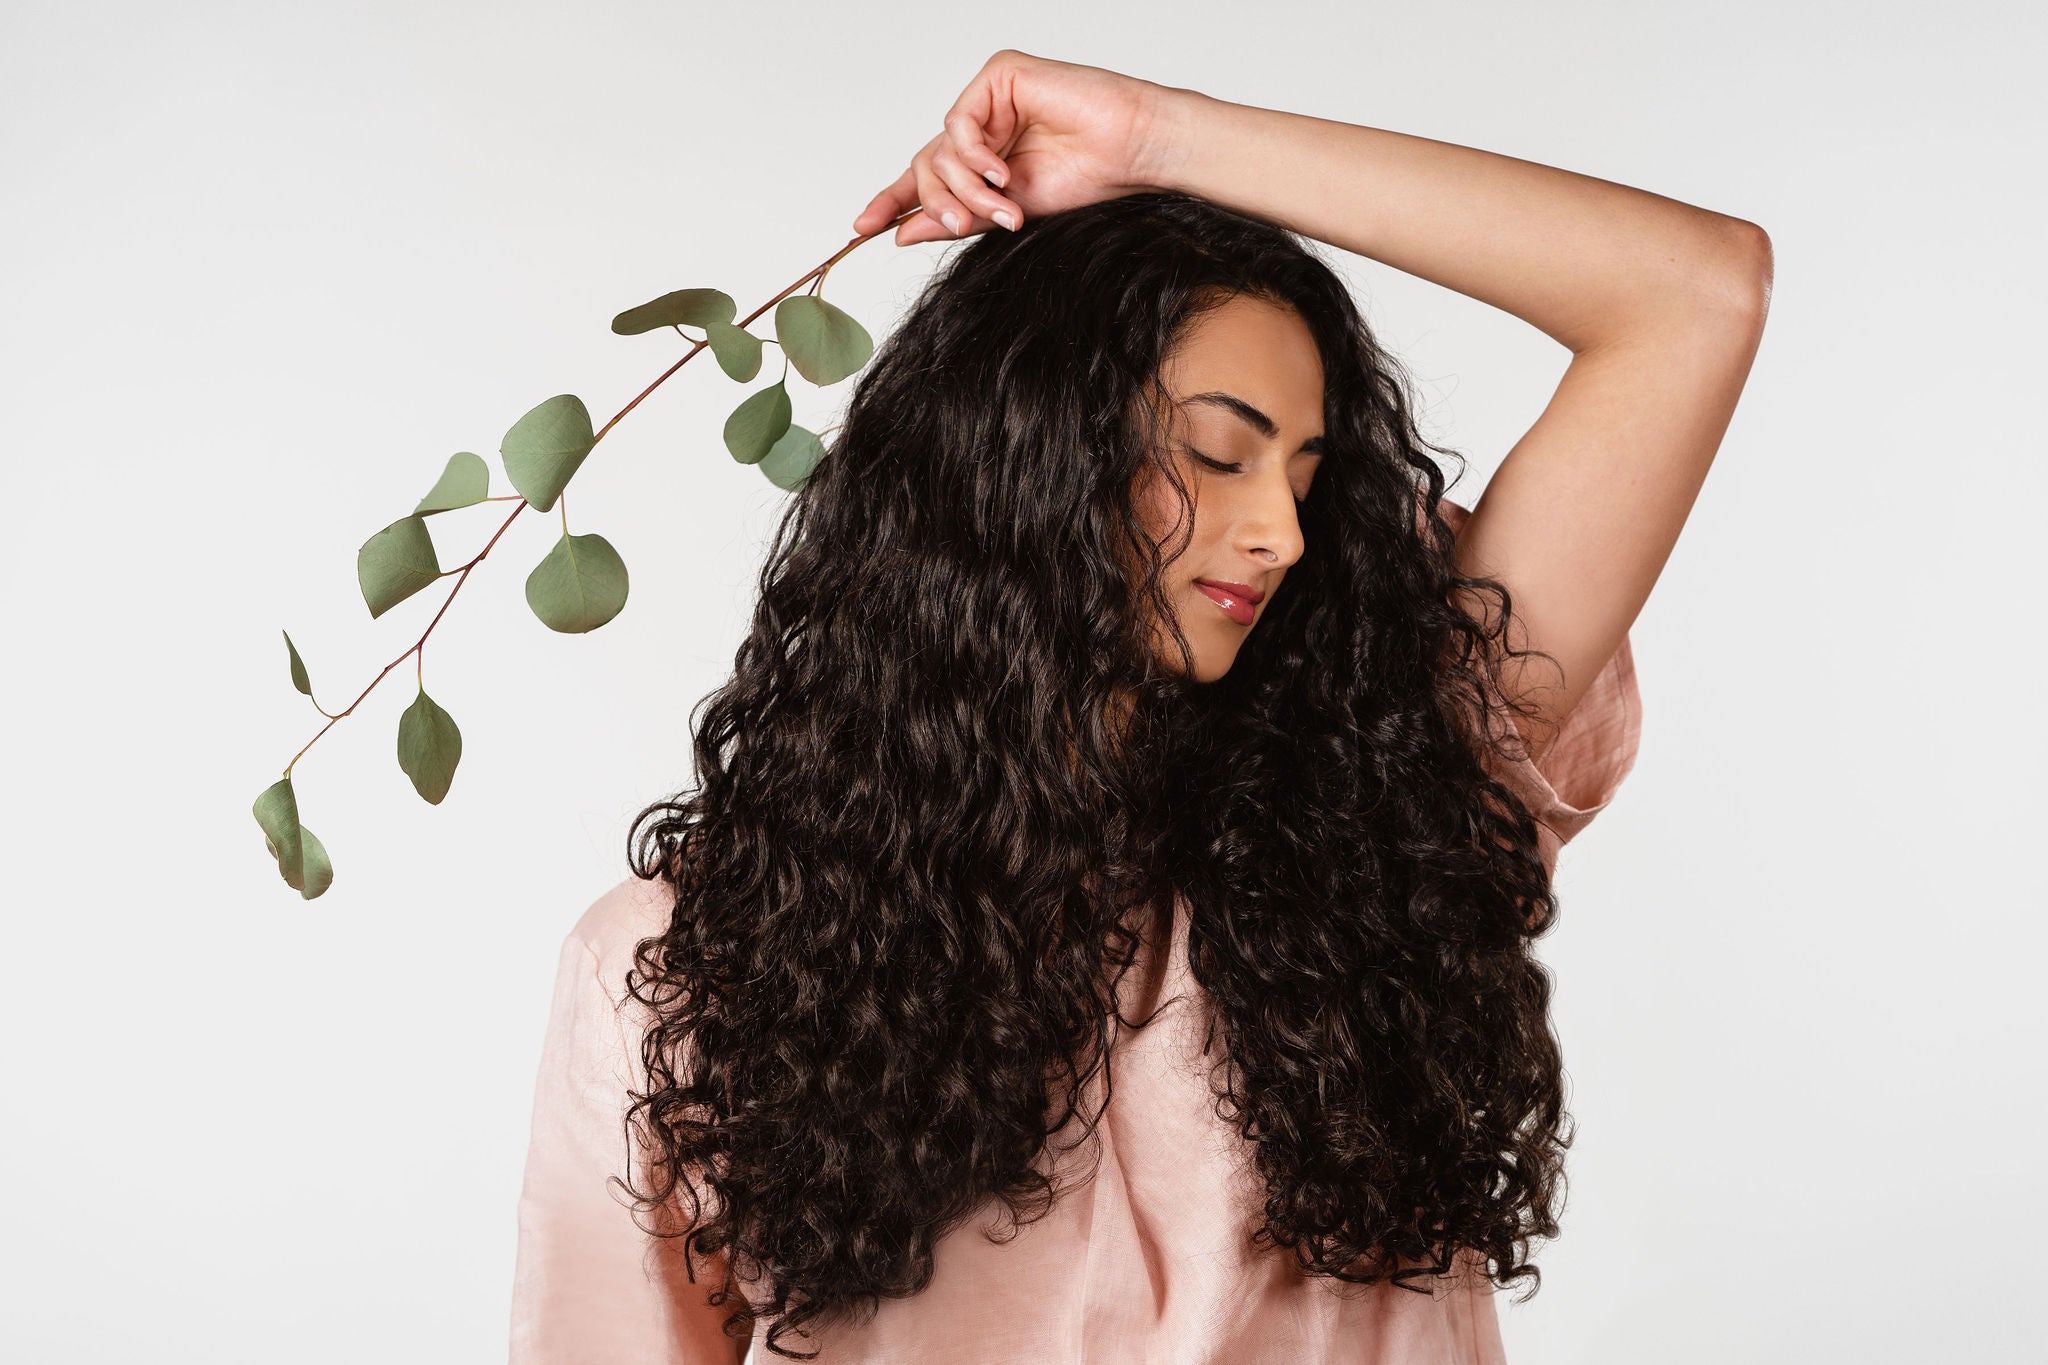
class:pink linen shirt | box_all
[510,498,1645,1363]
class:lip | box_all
[1194,579,1263,627]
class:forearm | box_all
[1139,88,1769,353]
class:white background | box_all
[4,2,2040,1361]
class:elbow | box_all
[1707,218,1774,333]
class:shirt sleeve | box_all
[510,902,754,1364]
[1437,494,1645,874]
[1483,631,1643,875]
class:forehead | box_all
[1159,293,1326,426]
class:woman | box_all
[509,50,1769,1364]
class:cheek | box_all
[1140,476,1216,560]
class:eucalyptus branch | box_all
[255,207,918,900]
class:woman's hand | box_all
[851,49,1192,247]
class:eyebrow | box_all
[1182,391,1328,455]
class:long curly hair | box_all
[620,190,1571,1358]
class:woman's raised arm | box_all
[1143,86,1772,758]
[856,49,1769,760]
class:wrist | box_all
[1130,83,1216,196]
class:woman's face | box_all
[1134,293,1327,682]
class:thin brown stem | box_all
[283,499,528,778]
[279,207,920,782]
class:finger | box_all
[945,65,1021,178]
[931,137,1021,232]
[914,140,1015,241]
[897,203,951,247]
[893,194,945,248]
[908,149,969,241]
[942,107,1016,199]
[853,164,919,236]
[891,136,957,246]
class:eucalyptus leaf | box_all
[774,295,873,386]
[704,318,765,383]
[723,383,792,465]
[397,688,463,805]
[253,777,302,884]
[526,531,629,634]
[252,776,332,898]
[415,451,490,515]
[296,825,334,899]
[612,288,738,336]
[357,516,444,619]
[758,424,826,492]
[283,630,313,698]
[501,394,595,514]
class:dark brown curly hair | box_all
[618,190,1570,1358]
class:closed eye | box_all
[1191,450,1314,506]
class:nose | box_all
[1236,477,1306,572]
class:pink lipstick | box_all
[1194,579,1263,627]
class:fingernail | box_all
[941,211,961,236]
[993,210,1016,232]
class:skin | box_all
[1134,294,1327,683]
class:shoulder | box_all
[566,872,680,981]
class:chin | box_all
[1146,613,1245,682]
[1187,643,1243,683]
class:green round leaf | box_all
[704,318,765,383]
[283,630,313,698]
[397,688,463,805]
[501,394,595,514]
[611,288,738,336]
[295,825,334,900]
[758,424,827,492]
[414,451,490,515]
[723,383,792,465]
[357,515,444,619]
[254,776,302,882]
[526,531,629,634]
[252,777,332,898]
[774,295,873,386]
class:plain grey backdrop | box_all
[4,2,2039,1360]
